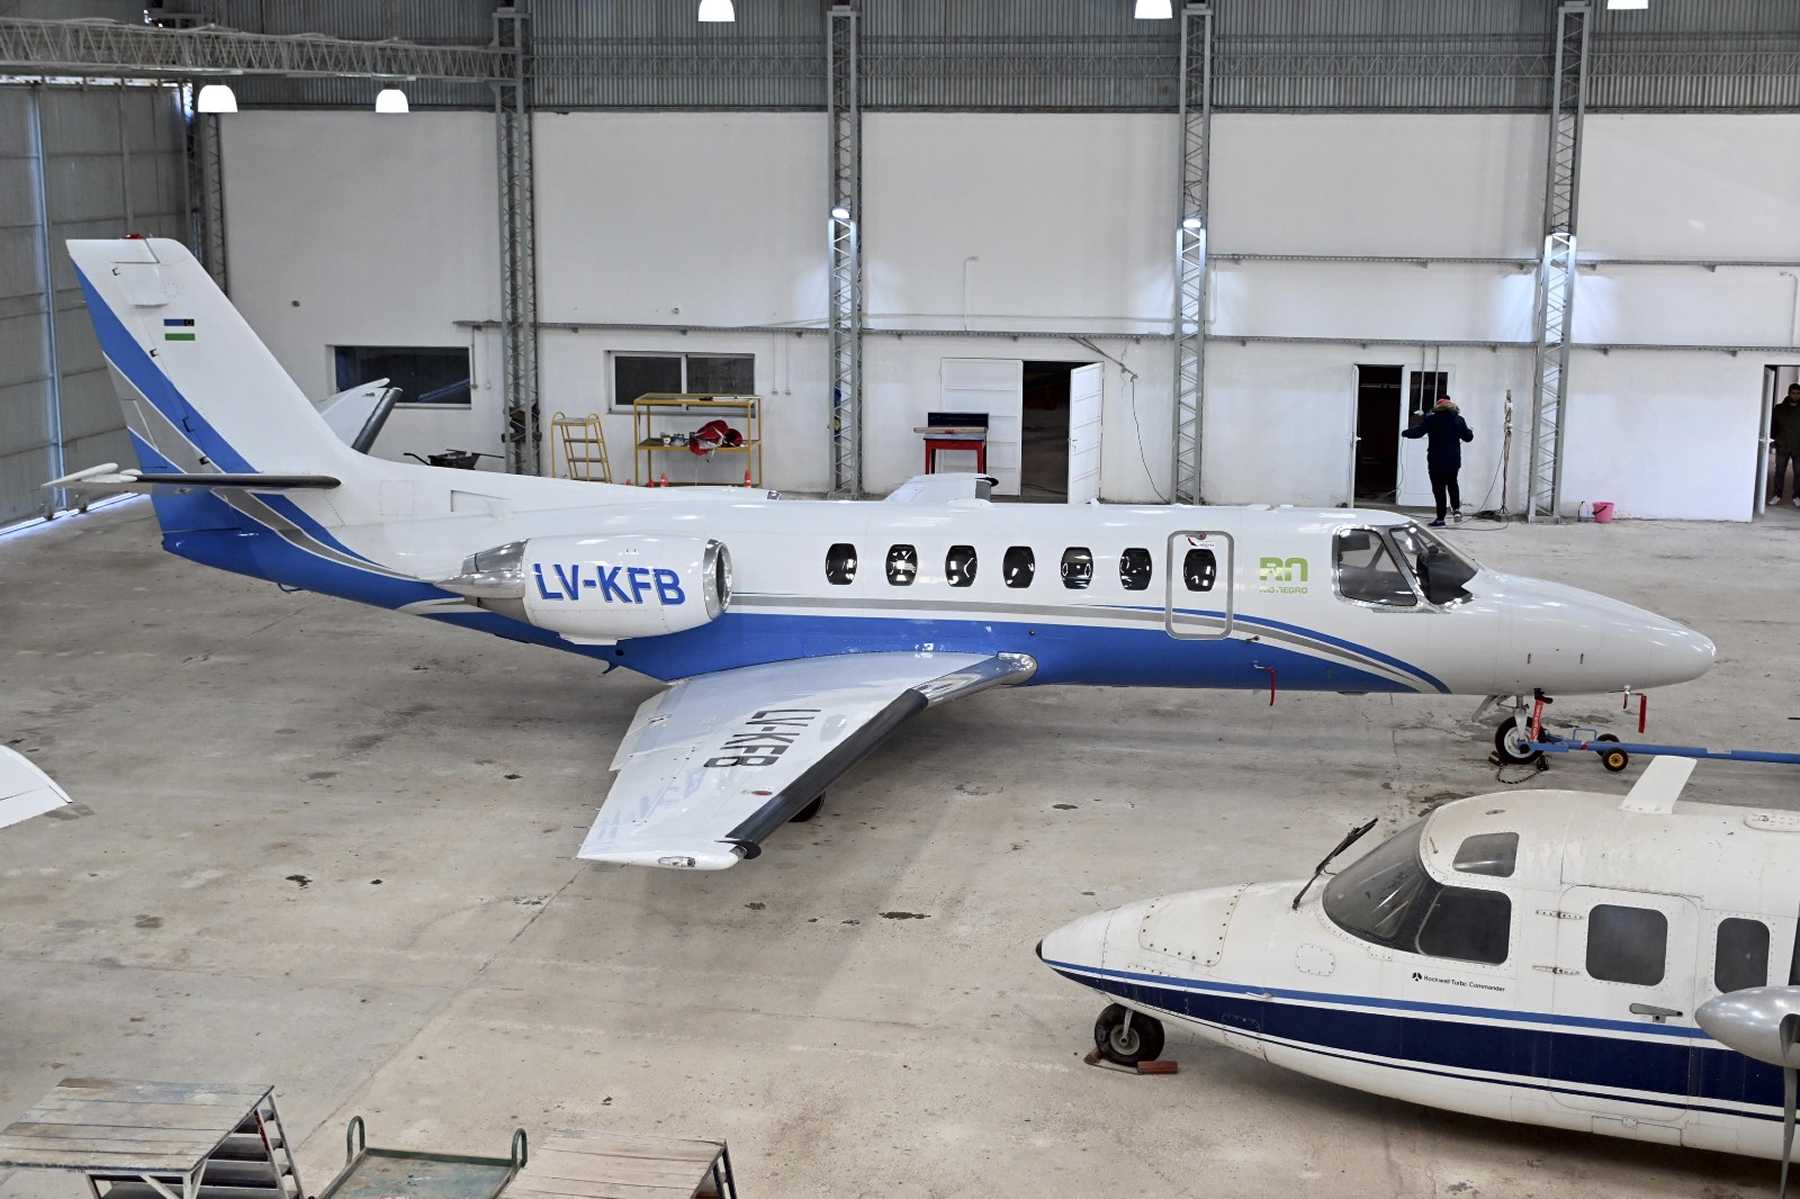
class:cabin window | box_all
[1061,547,1093,590]
[1120,547,1152,591]
[1335,530,1417,607]
[1004,546,1036,589]
[1586,904,1668,986]
[886,544,918,586]
[825,543,857,586]
[1415,888,1511,965]
[946,545,977,588]
[1452,832,1518,879]
[1183,548,1217,593]
[1320,819,1508,963]
[1715,917,1770,994]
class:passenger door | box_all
[1546,886,1700,1134]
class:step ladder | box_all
[0,1079,303,1199]
[551,411,612,483]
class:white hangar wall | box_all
[222,109,1800,518]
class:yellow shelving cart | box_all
[631,393,762,487]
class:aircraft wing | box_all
[884,473,993,504]
[0,747,72,831]
[580,651,1034,869]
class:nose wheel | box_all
[1493,716,1546,766]
[1094,1003,1165,1067]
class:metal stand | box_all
[1527,2,1589,523]
[495,2,540,477]
[1171,4,1212,506]
[826,2,862,499]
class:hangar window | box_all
[825,543,857,586]
[1586,905,1668,986]
[1715,917,1770,994]
[612,352,754,412]
[886,544,918,586]
[334,345,470,406]
[1452,832,1518,878]
[1183,548,1217,593]
[946,545,977,587]
[1321,820,1510,965]
[1335,530,1417,607]
[1004,546,1036,589]
[1060,547,1093,590]
[1120,547,1152,591]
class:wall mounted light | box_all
[375,87,409,113]
[1606,0,1649,9]
[698,0,736,22]
[1134,0,1173,19]
[196,84,237,113]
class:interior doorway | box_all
[1758,364,1800,522]
[1353,365,1402,502]
[1020,360,1077,501]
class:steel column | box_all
[495,3,540,476]
[194,111,226,291]
[27,85,64,514]
[1171,3,1211,506]
[1527,2,1589,522]
[826,3,862,499]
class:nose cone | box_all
[1498,574,1716,690]
[1038,907,1117,973]
[1640,613,1716,687]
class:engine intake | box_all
[439,534,731,643]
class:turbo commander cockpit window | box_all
[1322,820,1511,965]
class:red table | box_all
[915,425,988,474]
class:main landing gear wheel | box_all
[1596,733,1630,774]
[1493,716,1544,766]
[789,795,824,823]
[1094,1003,1165,1067]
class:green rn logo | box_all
[1258,556,1309,584]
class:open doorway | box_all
[1020,360,1076,501]
[1758,364,1800,522]
[1353,365,1402,502]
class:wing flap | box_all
[580,651,1033,870]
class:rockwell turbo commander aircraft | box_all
[51,237,1715,870]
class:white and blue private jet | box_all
[1040,757,1800,1184]
[47,237,1715,869]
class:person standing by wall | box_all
[1402,394,1475,527]
[1770,383,1800,508]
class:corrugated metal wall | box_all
[0,83,186,525]
[203,0,1800,114]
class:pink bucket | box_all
[1592,501,1615,523]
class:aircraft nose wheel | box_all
[1493,716,1545,766]
[1094,1003,1165,1067]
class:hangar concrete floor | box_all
[1,499,1795,1199]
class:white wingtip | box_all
[0,746,73,831]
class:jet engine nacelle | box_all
[440,534,731,643]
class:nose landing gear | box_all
[1094,1003,1166,1067]
[1491,691,1558,767]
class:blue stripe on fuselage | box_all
[1044,958,1784,1118]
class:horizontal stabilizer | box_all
[1621,755,1697,814]
[45,465,340,493]
[0,747,72,831]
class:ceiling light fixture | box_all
[1607,0,1649,8]
[196,83,237,114]
[698,0,736,22]
[831,206,850,220]
[375,87,409,114]
[1134,0,1173,19]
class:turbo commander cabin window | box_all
[1120,547,1152,591]
[886,544,918,586]
[1715,917,1771,994]
[1322,820,1511,965]
[1586,904,1668,986]
[1183,548,1217,592]
[825,543,857,585]
[1061,547,1093,590]
[1335,530,1417,607]
[1004,546,1036,589]
[946,545,977,587]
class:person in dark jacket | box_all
[1402,394,1475,527]
[1770,384,1800,508]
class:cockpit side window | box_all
[1393,523,1477,605]
[1452,832,1518,878]
[1321,821,1510,964]
[1334,530,1417,607]
[1715,917,1770,994]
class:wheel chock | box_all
[1082,1049,1180,1075]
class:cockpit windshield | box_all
[1390,523,1478,606]
[1321,819,1511,964]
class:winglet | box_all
[1620,755,1697,814]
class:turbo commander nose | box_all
[1491,574,1716,692]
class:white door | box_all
[1756,367,1776,517]
[1067,363,1104,503]
[1396,367,1453,509]
[940,358,1023,497]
